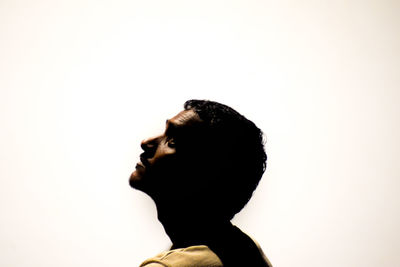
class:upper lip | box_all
[139,154,149,167]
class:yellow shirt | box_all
[139,245,223,267]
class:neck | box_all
[154,198,232,249]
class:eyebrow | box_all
[165,119,179,135]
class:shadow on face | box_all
[130,100,267,221]
[130,109,210,202]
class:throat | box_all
[156,204,232,249]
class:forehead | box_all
[168,109,201,127]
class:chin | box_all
[129,171,143,189]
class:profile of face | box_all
[129,109,203,198]
[130,100,267,220]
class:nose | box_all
[141,135,160,151]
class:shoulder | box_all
[212,226,272,267]
[139,245,223,267]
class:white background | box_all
[1,0,399,266]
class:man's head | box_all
[130,100,267,220]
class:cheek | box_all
[155,144,176,159]
[150,146,178,170]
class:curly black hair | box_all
[184,100,267,220]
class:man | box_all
[130,100,272,267]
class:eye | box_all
[166,138,176,148]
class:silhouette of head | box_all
[130,100,266,220]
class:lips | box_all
[136,162,145,169]
[135,154,150,170]
[140,154,150,167]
